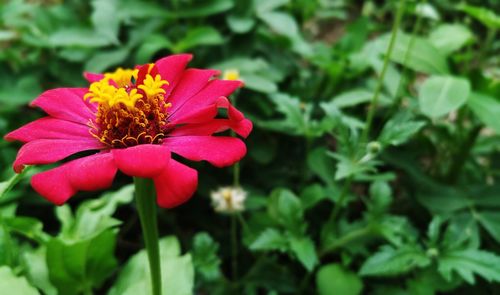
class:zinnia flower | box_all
[5,54,252,208]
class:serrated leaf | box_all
[289,235,318,271]
[192,232,221,281]
[477,211,500,243]
[317,264,363,295]
[360,245,431,276]
[438,249,500,284]
[378,112,426,146]
[250,228,288,251]
[418,75,470,118]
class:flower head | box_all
[210,186,247,214]
[5,54,252,208]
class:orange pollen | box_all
[84,67,172,148]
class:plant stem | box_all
[361,0,406,144]
[328,177,353,224]
[134,177,162,295]
[231,214,238,281]
[320,226,374,258]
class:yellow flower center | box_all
[84,66,172,148]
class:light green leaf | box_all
[387,32,449,74]
[134,34,172,64]
[477,211,500,243]
[289,235,318,271]
[108,236,194,295]
[258,11,298,38]
[85,48,130,73]
[467,92,500,133]
[429,24,473,55]
[22,247,57,295]
[255,0,289,14]
[173,0,234,18]
[438,249,500,284]
[459,4,500,29]
[0,266,39,295]
[317,263,363,295]
[418,75,470,118]
[173,26,224,53]
[250,228,288,251]
[360,246,431,276]
[300,184,326,210]
[307,147,336,187]
[48,28,112,47]
[378,112,426,146]
[91,0,120,44]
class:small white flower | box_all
[210,186,247,214]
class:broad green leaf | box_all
[369,180,392,213]
[226,0,255,33]
[108,236,194,295]
[289,235,318,271]
[317,264,363,295]
[459,4,500,29]
[258,93,306,135]
[85,48,130,73]
[3,216,49,243]
[22,247,57,295]
[0,30,16,42]
[360,245,431,276]
[250,228,288,251]
[259,11,298,38]
[438,249,500,284]
[48,28,112,47]
[418,75,470,118]
[269,189,304,231]
[255,0,289,14]
[91,0,120,44]
[173,26,224,53]
[46,229,117,295]
[467,92,500,133]
[307,147,336,187]
[331,90,372,108]
[192,232,221,281]
[386,32,449,74]
[378,112,426,146]
[300,184,326,209]
[0,266,39,295]
[173,0,234,18]
[0,75,42,106]
[135,34,172,64]
[429,24,473,55]
[241,74,278,93]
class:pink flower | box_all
[5,54,252,208]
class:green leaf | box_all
[438,249,500,284]
[22,247,57,295]
[258,11,298,38]
[307,147,336,187]
[173,26,224,53]
[91,0,120,44]
[418,75,470,118]
[173,0,234,18]
[258,93,307,136]
[316,263,363,295]
[467,92,500,133]
[360,245,431,276]
[108,236,194,295]
[84,48,130,73]
[250,228,288,251]
[378,112,426,146]
[428,24,473,55]
[48,28,112,47]
[289,235,318,271]
[255,0,289,14]
[0,166,32,199]
[0,75,42,106]
[0,266,39,295]
[271,189,304,231]
[191,232,221,281]
[459,4,500,29]
[300,184,326,209]
[46,229,117,295]
[134,34,172,64]
[387,32,449,74]
[3,216,49,243]
[369,180,392,213]
[476,211,500,243]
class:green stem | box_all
[328,177,353,224]
[231,214,238,281]
[361,0,406,144]
[134,177,162,295]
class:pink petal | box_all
[112,144,170,178]
[155,54,193,97]
[167,69,220,107]
[13,139,105,173]
[31,153,117,205]
[153,159,198,208]
[31,88,94,125]
[168,80,242,121]
[4,117,94,143]
[84,72,104,83]
[163,136,246,167]
[170,118,253,138]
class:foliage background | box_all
[1,0,500,294]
